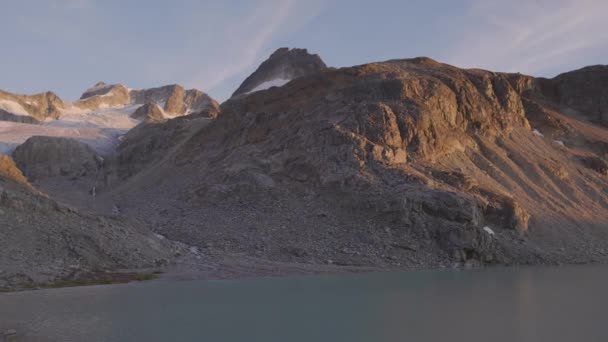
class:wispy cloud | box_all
[445,0,608,75]
[1,0,324,101]
[183,0,325,99]
[197,0,296,90]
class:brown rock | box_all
[131,103,165,122]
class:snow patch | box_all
[0,103,142,155]
[533,129,544,137]
[246,78,291,94]
[0,99,30,116]
[483,226,495,235]
[49,104,140,129]
[554,140,565,146]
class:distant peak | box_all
[271,47,308,55]
[232,47,327,97]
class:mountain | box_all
[0,89,66,124]
[0,82,219,155]
[82,55,607,270]
[0,154,178,289]
[547,65,608,127]
[76,81,219,116]
[231,47,327,97]
[1,49,607,289]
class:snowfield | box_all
[0,104,141,155]
[0,99,30,117]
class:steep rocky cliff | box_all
[93,56,608,269]
[2,52,607,288]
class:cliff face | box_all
[95,57,607,269]
[549,65,608,127]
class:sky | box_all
[0,0,606,102]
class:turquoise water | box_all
[1,266,607,341]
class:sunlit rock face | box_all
[96,55,607,269]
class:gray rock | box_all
[12,136,101,181]
[232,47,327,97]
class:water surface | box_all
[1,266,607,341]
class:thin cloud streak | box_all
[446,0,608,75]
[185,0,325,100]
[199,0,296,90]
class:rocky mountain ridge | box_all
[83,54,608,270]
[232,47,327,97]
[0,81,220,156]
[1,48,607,289]
[0,81,219,123]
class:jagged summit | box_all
[77,82,219,115]
[130,102,165,122]
[80,81,114,99]
[232,47,327,97]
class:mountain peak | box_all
[231,47,327,97]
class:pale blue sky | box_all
[1,0,606,102]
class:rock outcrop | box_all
[130,84,219,116]
[104,115,213,184]
[75,83,131,110]
[232,47,327,97]
[0,155,30,187]
[130,103,165,122]
[550,65,608,126]
[0,89,65,122]
[12,136,102,181]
